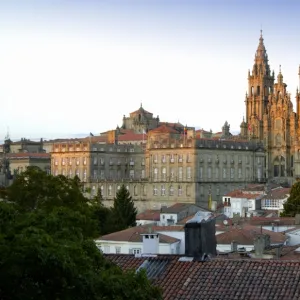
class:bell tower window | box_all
[257,86,260,96]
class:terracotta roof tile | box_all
[98,225,181,243]
[7,153,50,159]
[225,190,262,199]
[150,124,178,134]
[105,255,300,299]
[216,225,287,245]
[262,187,291,200]
[136,209,160,221]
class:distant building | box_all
[50,105,266,211]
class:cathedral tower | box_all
[242,32,300,183]
[244,31,274,140]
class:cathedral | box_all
[240,31,300,184]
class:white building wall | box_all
[217,244,254,252]
[159,213,178,226]
[156,231,185,253]
[95,239,179,254]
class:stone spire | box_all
[253,30,270,76]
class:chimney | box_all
[141,232,159,254]
[231,240,238,252]
[254,234,270,258]
[254,235,265,258]
[184,211,217,261]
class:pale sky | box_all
[0,0,300,140]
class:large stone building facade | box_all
[240,31,300,184]
[51,107,265,211]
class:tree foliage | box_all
[111,184,137,231]
[281,181,300,217]
[0,167,162,300]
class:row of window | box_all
[91,184,189,197]
[153,166,192,180]
[53,169,87,180]
[199,167,262,180]
[153,185,187,196]
[262,199,282,208]
[53,157,144,166]
[55,146,136,153]
[54,157,87,166]
[54,145,88,152]
[92,169,145,180]
[100,245,141,255]
[152,154,191,163]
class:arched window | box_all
[251,86,254,96]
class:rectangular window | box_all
[199,167,203,179]
[178,154,183,163]
[141,169,145,179]
[153,186,158,196]
[178,185,183,196]
[115,246,121,254]
[238,168,242,179]
[187,153,191,162]
[223,168,227,179]
[230,168,234,179]
[93,169,97,179]
[208,167,212,179]
[100,170,104,179]
[93,157,97,165]
[154,168,158,180]
[161,154,166,163]
[215,167,219,179]
[153,154,158,163]
[130,169,134,179]
[161,185,166,196]
[187,167,191,179]
[170,167,175,179]
[103,246,110,254]
[178,167,183,180]
[170,154,175,163]
[130,248,141,255]
[162,167,167,180]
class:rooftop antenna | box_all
[5,126,10,140]
[298,65,300,90]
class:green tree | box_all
[0,168,162,300]
[281,181,300,217]
[111,184,137,231]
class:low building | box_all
[159,203,208,226]
[7,152,51,177]
[261,187,290,213]
[95,225,182,255]
[223,190,263,218]
[136,209,160,226]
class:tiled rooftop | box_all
[225,190,262,199]
[105,254,300,299]
[216,225,287,245]
[136,209,160,221]
[6,152,50,159]
[262,187,291,200]
[98,225,181,244]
